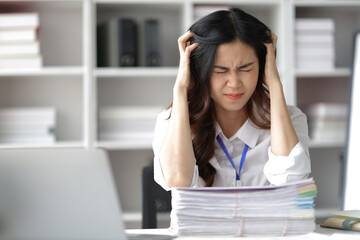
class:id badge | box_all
[236,180,243,187]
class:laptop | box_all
[0,148,174,240]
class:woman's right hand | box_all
[174,31,199,91]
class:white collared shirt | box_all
[153,105,311,191]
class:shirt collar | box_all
[215,119,261,149]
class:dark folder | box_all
[97,18,138,67]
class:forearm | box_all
[269,81,299,156]
[158,86,196,187]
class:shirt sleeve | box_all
[152,109,199,191]
[263,106,311,185]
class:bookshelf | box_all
[1,0,359,228]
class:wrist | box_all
[173,84,189,103]
[267,78,283,94]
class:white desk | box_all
[126,225,360,239]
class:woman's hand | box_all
[158,31,198,188]
[264,33,299,156]
[263,32,281,89]
[174,31,199,92]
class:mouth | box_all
[225,93,243,100]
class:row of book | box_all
[97,18,161,67]
[170,179,318,236]
[98,106,162,142]
[295,18,335,70]
[303,103,348,143]
[0,108,56,144]
[0,12,43,68]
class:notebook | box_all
[0,148,174,240]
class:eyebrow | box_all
[213,62,255,70]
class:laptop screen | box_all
[0,148,127,240]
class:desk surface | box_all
[126,225,360,239]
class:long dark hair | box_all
[174,8,272,186]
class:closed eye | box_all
[213,62,255,74]
[213,66,228,74]
[238,62,254,72]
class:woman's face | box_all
[210,39,259,116]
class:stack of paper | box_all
[303,103,348,143]
[98,106,162,142]
[0,12,42,68]
[170,179,317,237]
[295,18,335,70]
[0,108,56,144]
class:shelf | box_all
[295,68,351,78]
[309,139,345,148]
[95,67,178,78]
[95,140,152,150]
[0,141,84,149]
[294,0,360,7]
[0,67,84,77]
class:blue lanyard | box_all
[216,135,249,181]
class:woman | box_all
[152,8,311,190]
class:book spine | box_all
[0,40,40,56]
[145,19,161,66]
[0,28,36,42]
[118,18,138,67]
[295,18,335,32]
[0,13,39,29]
[0,55,42,68]
[0,108,56,125]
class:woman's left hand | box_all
[263,32,281,89]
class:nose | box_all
[227,72,242,89]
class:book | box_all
[0,55,42,68]
[0,40,40,56]
[0,107,55,125]
[0,132,55,144]
[296,34,334,45]
[99,106,163,120]
[0,122,53,134]
[303,103,348,142]
[304,103,348,121]
[98,106,162,141]
[295,18,335,70]
[296,46,334,58]
[0,107,56,144]
[0,28,36,42]
[0,13,39,29]
[295,59,334,70]
[321,210,360,232]
[295,18,335,33]
[170,179,318,236]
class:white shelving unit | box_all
[1,0,359,228]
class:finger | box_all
[181,43,199,65]
[185,42,199,55]
[178,31,193,53]
[271,32,278,47]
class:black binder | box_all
[144,19,161,66]
[97,18,138,67]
